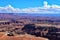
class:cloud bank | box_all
[0,1,60,13]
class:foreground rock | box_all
[0,33,48,40]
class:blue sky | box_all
[0,0,60,8]
[0,0,60,13]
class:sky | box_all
[0,0,60,13]
[0,0,60,8]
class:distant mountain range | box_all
[1,13,60,17]
[0,13,60,20]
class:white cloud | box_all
[0,5,21,13]
[0,1,60,13]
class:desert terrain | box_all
[0,13,60,40]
